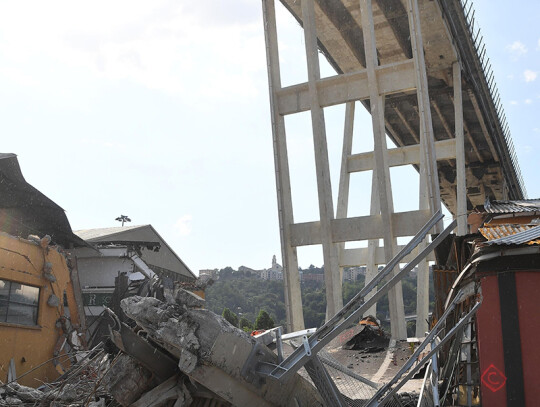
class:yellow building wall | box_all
[0,232,82,387]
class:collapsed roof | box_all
[477,198,540,246]
[0,153,86,247]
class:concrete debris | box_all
[0,381,88,405]
[48,383,86,402]
[40,235,52,248]
[43,261,57,282]
[4,396,22,405]
[129,375,192,407]
[105,354,155,406]
[121,297,202,356]
[173,274,214,302]
[43,261,53,273]
[166,286,206,309]
[118,295,323,406]
[1,271,319,406]
[47,294,60,307]
[43,271,57,282]
[3,383,43,402]
[27,234,42,245]
[0,345,120,406]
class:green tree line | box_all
[205,267,434,333]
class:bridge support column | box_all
[301,0,343,320]
[336,102,356,288]
[454,61,467,236]
[408,0,442,221]
[407,0,443,338]
[263,0,442,337]
[364,173,380,319]
[262,0,304,332]
[360,0,406,340]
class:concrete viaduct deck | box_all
[278,0,526,211]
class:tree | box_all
[222,307,238,327]
[115,215,131,227]
[254,310,275,330]
[219,267,234,280]
[239,317,253,332]
[207,269,434,334]
[303,308,325,329]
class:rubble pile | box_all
[0,347,117,406]
[0,285,323,406]
[105,286,322,406]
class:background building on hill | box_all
[342,266,366,282]
[199,269,218,279]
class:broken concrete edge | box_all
[164,286,206,309]
[119,295,323,407]
[106,353,157,406]
[129,374,193,407]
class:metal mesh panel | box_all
[295,347,409,407]
[418,386,434,407]
[292,366,328,407]
[417,360,434,407]
[265,215,461,406]
[304,358,346,406]
[318,350,378,405]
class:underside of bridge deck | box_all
[279,0,525,212]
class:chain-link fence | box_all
[295,347,417,407]
[417,360,435,407]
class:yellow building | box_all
[0,232,84,387]
[0,153,87,388]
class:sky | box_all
[0,0,538,274]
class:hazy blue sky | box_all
[1,1,538,274]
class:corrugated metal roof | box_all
[484,199,540,214]
[74,225,147,240]
[481,225,540,245]
[480,224,532,240]
[74,224,196,279]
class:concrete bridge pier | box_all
[262,0,521,339]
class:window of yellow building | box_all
[0,279,40,326]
